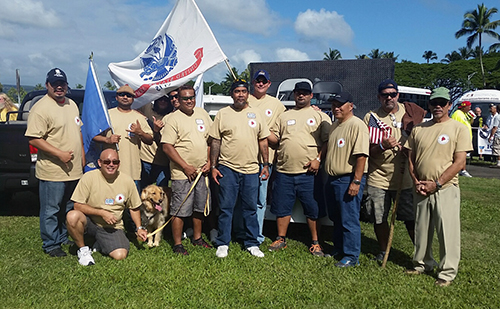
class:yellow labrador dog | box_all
[140,185,171,247]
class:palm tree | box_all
[323,48,342,60]
[458,46,474,59]
[422,50,438,63]
[368,49,383,59]
[441,51,462,63]
[381,51,399,60]
[455,4,500,87]
[355,54,369,59]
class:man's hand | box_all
[260,165,269,180]
[127,120,143,136]
[152,116,164,133]
[415,180,437,196]
[136,229,148,242]
[106,134,121,144]
[58,150,74,164]
[348,182,360,197]
[101,210,118,225]
[304,159,320,175]
[183,164,198,182]
[201,162,211,174]
[381,136,401,151]
[211,167,222,185]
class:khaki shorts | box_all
[365,185,415,224]
[492,136,500,156]
[170,178,210,217]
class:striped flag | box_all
[368,113,392,144]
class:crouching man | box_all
[66,149,147,266]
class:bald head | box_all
[98,149,120,179]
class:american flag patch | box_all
[368,114,392,144]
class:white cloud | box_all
[196,0,282,36]
[232,50,262,67]
[294,9,354,46]
[275,48,309,61]
[0,0,61,30]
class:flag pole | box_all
[224,58,237,80]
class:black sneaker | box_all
[173,244,189,255]
[46,247,67,257]
[192,237,213,249]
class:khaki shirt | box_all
[272,106,331,174]
[25,94,83,181]
[248,94,286,163]
[161,107,212,180]
[363,103,413,190]
[406,119,473,188]
[137,103,171,166]
[209,105,269,174]
[71,169,141,230]
[107,108,153,180]
[325,115,369,176]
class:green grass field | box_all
[1,177,499,308]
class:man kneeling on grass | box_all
[66,149,147,266]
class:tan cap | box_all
[116,85,135,97]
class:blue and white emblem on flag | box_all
[140,34,178,82]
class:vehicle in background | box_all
[0,89,117,201]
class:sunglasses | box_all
[101,159,120,165]
[380,92,398,98]
[429,100,449,107]
[294,90,311,96]
[117,93,134,98]
[255,79,268,85]
[170,94,179,99]
[181,96,195,101]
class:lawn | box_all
[0,177,498,308]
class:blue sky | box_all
[1,0,499,87]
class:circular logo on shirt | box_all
[197,124,206,132]
[265,109,273,117]
[337,138,345,148]
[437,134,450,145]
[75,116,82,126]
[307,118,316,126]
[248,119,257,128]
[115,194,125,204]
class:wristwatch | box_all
[263,162,270,167]
[136,226,146,232]
[352,179,361,185]
[435,180,442,190]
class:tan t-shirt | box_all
[406,118,473,188]
[273,106,332,174]
[363,103,413,190]
[25,94,83,181]
[209,105,269,174]
[71,169,141,230]
[137,103,170,166]
[107,108,153,180]
[161,107,212,180]
[248,94,286,163]
[325,115,369,176]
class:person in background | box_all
[451,101,473,177]
[0,92,19,122]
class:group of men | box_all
[27,67,471,287]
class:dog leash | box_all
[147,170,210,238]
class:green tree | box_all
[34,83,44,90]
[104,81,117,90]
[0,82,3,93]
[458,46,474,59]
[221,67,249,95]
[381,51,398,60]
[455,3,500,87]
[323,48,342,60]
[355,54,369,59]
[75,83,84,89]
[7,86,27,104]
[368,49,383,59]
[422,50,438,63]
[441,51,463,63]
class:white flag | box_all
[194,73,204,108]
[108,0,227,109]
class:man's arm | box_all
[489,126,498,142]
[258,138,269,180]
[209,138,222,185]
[305,143,327,175]
[130,207,147,241]
[92,129,121,145]
[267,131,280,148]
[29,137,73,165]
[347,155,367,197]
[162,143,197,181]
[419,151,466,195]
[74,202,118,226]
[128,120,153,145]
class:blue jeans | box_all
[140,161,170,190]
[233,164,271,244]
[325,174,366,262]
[39,180,78,252]
[215,165,260,248]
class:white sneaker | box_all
[181,228,194,240]
[77,246,95,266]
[459,170,472,177]
[209,229,218,243]
[247,246,265,258]
[216,245,228,258]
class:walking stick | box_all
[381,153,406,268]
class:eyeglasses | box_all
[101,159,120,165]
[181,96,195,101]
[117,93,134,98]
[429,100,449,107]
[380,92,398,98]
[255,79,268,85]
